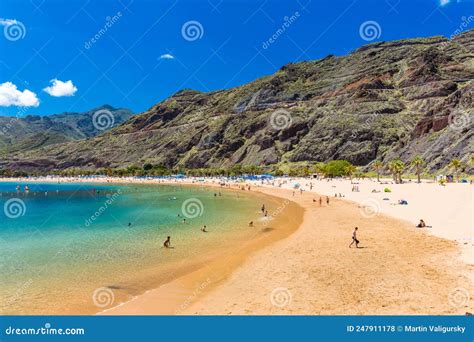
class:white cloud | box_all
[43,79,77,97]
[159,53,175,59]
[0,18,17,26]
[0,82,39,107]
[439,0,450,6]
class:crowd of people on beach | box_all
[159,181,372,251]
[9,178,437,253]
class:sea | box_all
[0,181,280,314]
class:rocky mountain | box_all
[2,30,473,173]
[0,105,134,154]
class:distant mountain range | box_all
[2,30,473,173]
[0,105,133,155]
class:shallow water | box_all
[0,182,280,314]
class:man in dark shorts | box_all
[349,227,359,248]
[164,236,171,248]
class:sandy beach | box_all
[2,176,472,315]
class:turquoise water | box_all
[0,182,278,314]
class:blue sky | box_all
[0,0,472,116]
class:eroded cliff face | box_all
[3,30,473,173]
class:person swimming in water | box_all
[164,236,171,248]
[248,221,254,227]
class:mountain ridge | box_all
[0,105,134,155]
[2,30,473,173]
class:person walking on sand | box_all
[319,197,322,206]
[201,225,208,232]
[349,227,359,248]
[326,196,330,205]
[164,236,171,248]
[261,204,265,214]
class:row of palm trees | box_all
[372,157,467,184]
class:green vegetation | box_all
[372,160,383,182]
[320,160,352,177]
[1,160,360,179]
[411,156,425,184]
[388,159,405,184]
[2,158,472,181]
[449,158,463,180]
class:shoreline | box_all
[0,178,303,315]
[2,176,471,263]
[1,176,472,314]
[99,183,304,315]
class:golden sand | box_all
[102,182,473,315]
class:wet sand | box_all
[182,185,473,315]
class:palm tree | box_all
[449,158,462,181]
[388,160,397,183]
[344,164,357,183]
[411,156,425,184]
[372,160,383,182]
[389,159,405,184]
